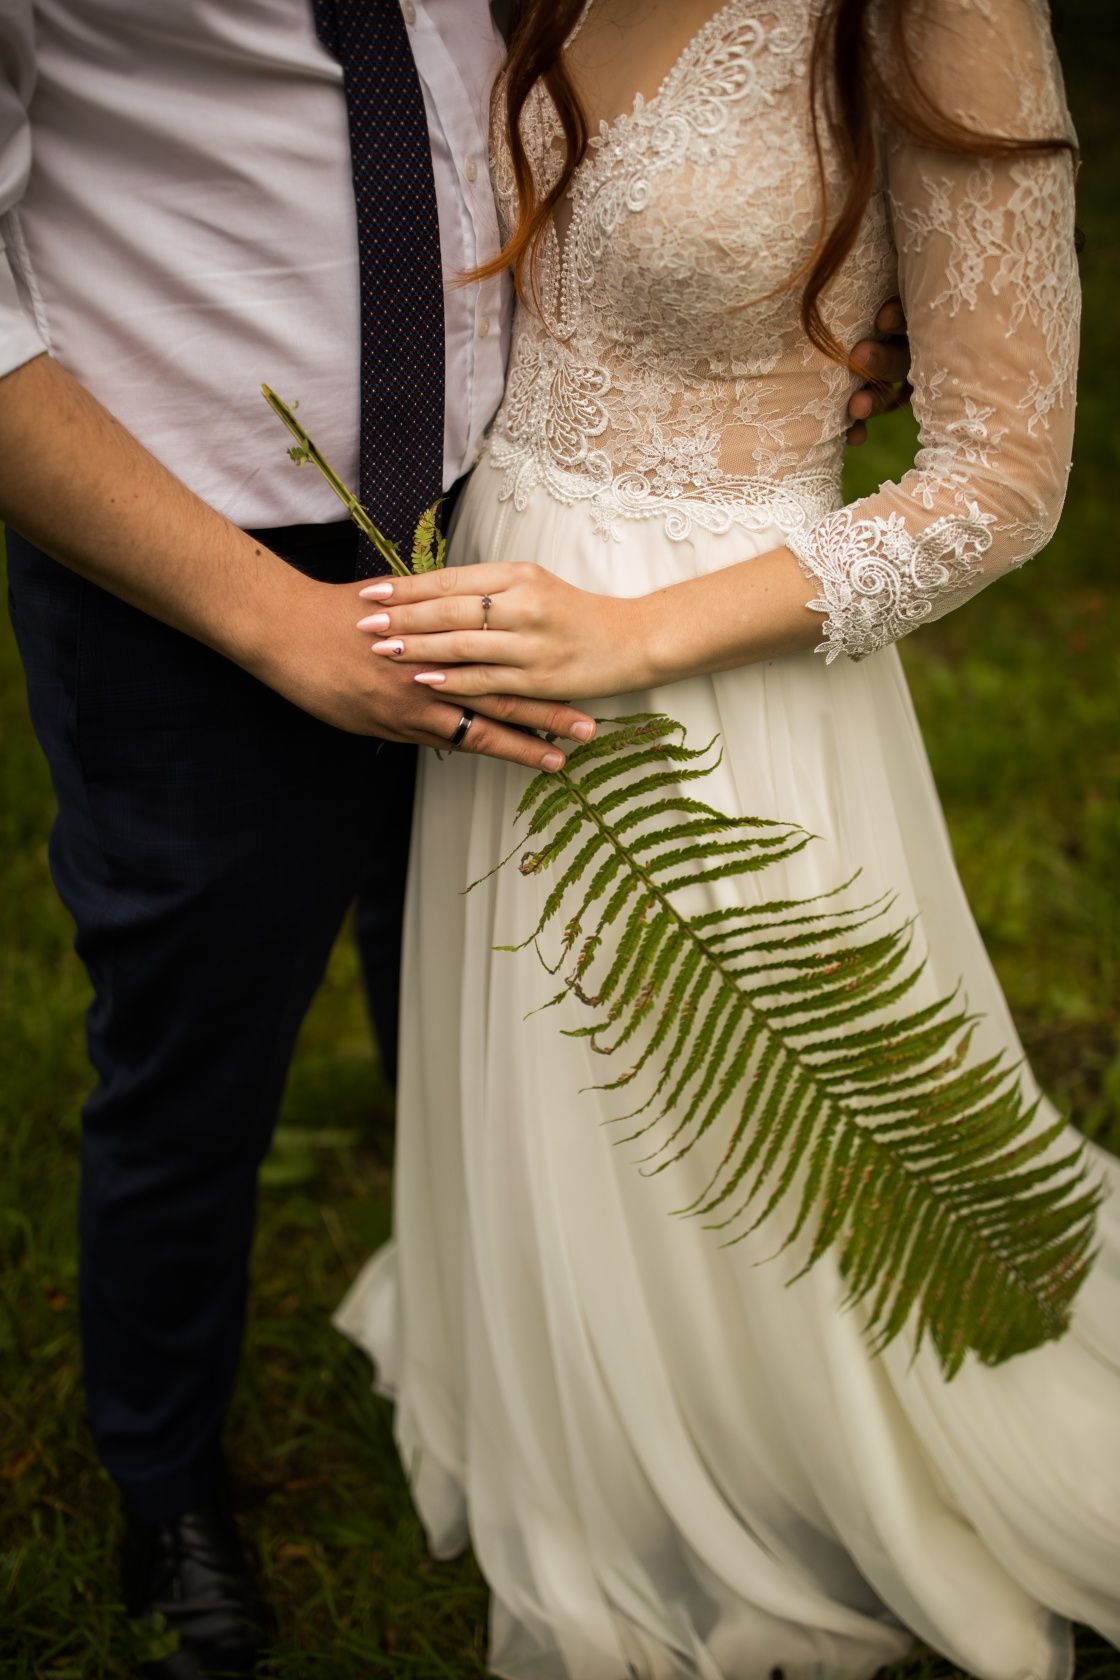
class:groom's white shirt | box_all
[0,0,511,528]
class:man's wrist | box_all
[233,568,320,681]
[207,533,319,678]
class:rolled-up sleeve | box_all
[0,0,47,376]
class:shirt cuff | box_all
[0,245,47,379]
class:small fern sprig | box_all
[500,712,1102,1379]
[261,385,445,576]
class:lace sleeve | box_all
[786,0,1079,663]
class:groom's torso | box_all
[1,0,510,527]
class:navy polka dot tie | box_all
[311,0,446,576]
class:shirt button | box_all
[401,1,416,23]
[464,156,479,184]
[477,314,491,340]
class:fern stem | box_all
[261,384,410,577]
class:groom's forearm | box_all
[0,354,593,763]
[0,353,309,666]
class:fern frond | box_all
[495,712,1103,1378]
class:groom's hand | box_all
[846,298,912,446]
[253,575,594,770]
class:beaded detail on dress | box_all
[484,0,1079,660]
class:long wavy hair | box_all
[475,0,1074,376]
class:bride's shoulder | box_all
[870,0,1070,142]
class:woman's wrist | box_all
[625,546,824,692]
[623,577,731,690]
[619,587,683,690]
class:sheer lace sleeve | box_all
[786,0,1079,663]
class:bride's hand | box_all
[355,562,651,702]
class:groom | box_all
[0,2,911,1675]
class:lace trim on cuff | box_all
[786,504,996,663]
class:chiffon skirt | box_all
[336,456,1120,1680]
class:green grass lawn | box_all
[2,21,1117,1680]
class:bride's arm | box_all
[779,0,1079,667]
[359,0,1079,700]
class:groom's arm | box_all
[0,354,588,767]
[0,2,585,767]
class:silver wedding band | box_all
[450,708,475,749]
[480,593,493,631]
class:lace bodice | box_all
[485,0,1079,661]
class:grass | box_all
[1,15,1117,1680]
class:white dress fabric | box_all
[336,4,1120,1676]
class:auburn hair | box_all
[474,0,1075,378]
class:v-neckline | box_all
[563,0,744,147]
[540,0,748,332]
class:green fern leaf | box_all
[411,499,447,573]
[494,712,1103,1378]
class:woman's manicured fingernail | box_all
[542,750,565,772]
[359,581,394,599]
[357,612,391,631]
[372,639,404,657]
[570,721,595,742]
[414,671,446,685]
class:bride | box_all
[337,2,1119,1676]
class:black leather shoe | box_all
[122,1503,271,1679]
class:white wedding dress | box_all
[336,3,1120,1676]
